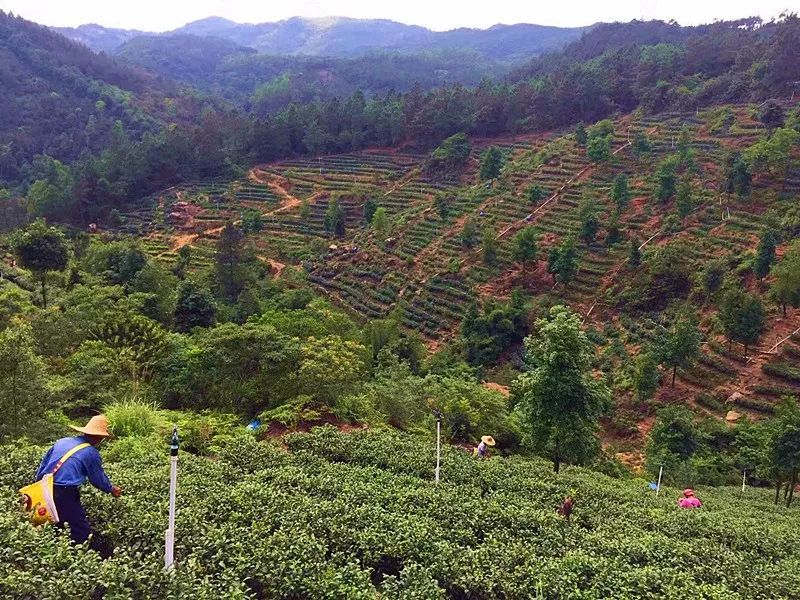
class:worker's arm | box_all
[84,449,114,494]
[35,446,54,480]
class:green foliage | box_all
[324,197,347,236]
[578,195,599,244]
[0,323,49,442]
[174,280,216,332]
[744,127,799,177]
[574,122,587,146]
[12,219,70,307]
[460,218,479,248]
[718,286,766,358]
[586,135,611,162]
[654,154,680,203]
[513,305,611,472]
[701,259,727,295]
[753,228,779,281]
[611,173,631,210]
[362,197,378,224]
[547,237,578,286]
[105,398,161,437]
[770,240,800,315]
[657,306,701,387]
[632,351,660,402]
[721,151,752,197]
[479,146,504,181]
[511,227,538,275]
[214,222,253,302]
[481,228,498,265]
[627,237,641,267]
[241,208,264,233]
[526,184,546,204]
[460,293,528,366]
[85,241,147,286]
[371,206,388,236]
[675,176,694,220]
[426,132,471,178]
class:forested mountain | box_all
[115,35,498,109]
[57,16,587,62]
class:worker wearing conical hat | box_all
[475,435,495,458]
[35,415,122,543]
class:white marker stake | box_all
[165,426,179,571]
[435,418,441,485]
[656,465,664,497]
[742,470,746,493]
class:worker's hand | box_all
[111,485,123,498]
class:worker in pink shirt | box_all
[678,488,702,508]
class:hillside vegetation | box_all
[2,427,798,598]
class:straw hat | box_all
[481,435,496,447]
[70,414,112,438]
[683,488,695,498]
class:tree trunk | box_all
[775,480,782,505]
[728,338,732,351]
[787,467,797,508]
[743,344,748,360]
[671,366,676,387]
[40,276,47,309]
[783,303,787,317]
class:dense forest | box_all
[1,13,799,226]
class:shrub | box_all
[105,398,161,438]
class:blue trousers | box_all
[53,486,90,543]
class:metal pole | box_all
[165,426,179,571]
[656,465,664,497]
[742,470,746,493]
[435,419,441,484]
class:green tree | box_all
[174,280,216,332]
[718,287,766,359]
[482,228,498,265]
[759,99,785,131]
[547,237,577,286]
[298,336,367,406]
[753,229,779,282]
[363,198,378,224]
[372,206,388,236]
[512,227,538,278]
[578,196,599,244]
[574,122,588,146]
[611,174,631,210]
[586,135,611,162]
[514,305,611,472]
[427,132,471,177]
[769,241,800,316]
[722,151,752,198]
[646,405,701,476]
[628,237,641,267]
[675,177,694,221]
[12,219,69,308]
[527,185,546,204]
[434,194,449,219]
[241,209,264,233]
[0,323,49,442]
[460,218,479,248]
[658,307,701,387]
[632,129,651,156]
[770,398,800,507]
[744,127,799,177]
[479,146,504,181]
[324,197,346,236]
[605,211,622,246]
[655,155,680,203]
[632,351,660,402]
[214,222,251,302]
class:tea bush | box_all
[1,428,799,599]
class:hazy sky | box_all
[0,0,793,31]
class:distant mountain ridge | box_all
[55,16,589,62]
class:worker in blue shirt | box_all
[36,415,122,543]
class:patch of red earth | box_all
[258,413,366,442]
[482,382,510,397]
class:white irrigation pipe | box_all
[434,416,442,485]
[742,470,747,493]
[164,426,179,571]
[656,465,664,497]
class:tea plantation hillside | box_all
[114,101,800,431]
[2,427,798,599]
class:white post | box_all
[435,419,441,484]
[742,470,746,493]
[164,426,179,571]
[656,465,664,497]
